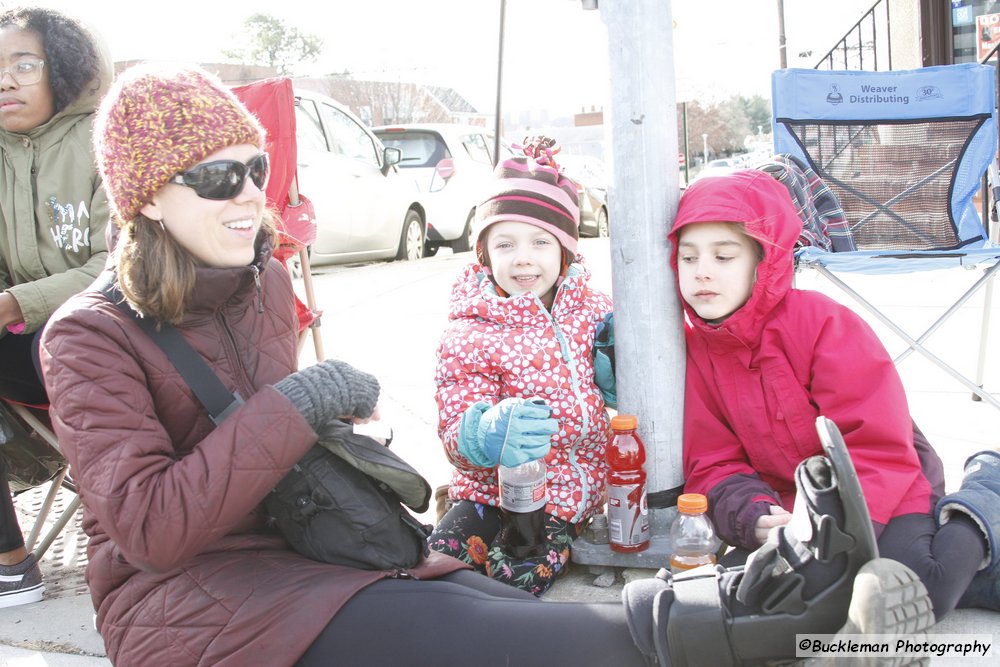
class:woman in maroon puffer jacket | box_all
[38,63,648,667]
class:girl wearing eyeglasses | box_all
[0,6,111,609]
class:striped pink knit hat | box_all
[474,156,581,261]
[94,63,266,224]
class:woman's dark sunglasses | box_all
[170,153,270,200]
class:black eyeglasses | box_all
[170,153,270,200]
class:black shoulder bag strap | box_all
[96,275,243,425]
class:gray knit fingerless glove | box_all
[273,359,380,431]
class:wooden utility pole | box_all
[601,0,685,543]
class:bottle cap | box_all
[610,414,637,430]
[677,493,707,513]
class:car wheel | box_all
[596,207,609,238]
[396,210,424,261]
[451,210,475,253]
[284,245,310,279]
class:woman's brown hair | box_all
[114,211,279,324]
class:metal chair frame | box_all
[5,400,81,561]
[774,64,1000,410]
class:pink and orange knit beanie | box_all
[94,63,266,223]
[474,154,581,264]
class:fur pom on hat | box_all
[94,63,266,223]
[474,155,581,259]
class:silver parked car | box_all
[372,124,513,256]
[294,89,426,265]
[558,154,611,238]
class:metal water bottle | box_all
[498,458,547,558]
[606,414,650,553]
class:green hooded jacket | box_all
[0,28,113,335]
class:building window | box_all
[952,0,1000,63]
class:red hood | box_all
[668,170,802,343]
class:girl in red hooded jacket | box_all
[670,169,1000,621]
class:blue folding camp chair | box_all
[772,63,1000,409]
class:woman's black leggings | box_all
[297,569,646,667]
[0,454,24,552]
[0,331,46,405]
[0,331,46,553]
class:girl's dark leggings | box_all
[878,511,984,618]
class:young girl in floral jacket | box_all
[429,144,613,595]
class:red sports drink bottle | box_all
[606,414,650,553]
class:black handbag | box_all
[101,280,431,570]
[265,420,431,570]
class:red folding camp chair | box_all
[232,78,324,361]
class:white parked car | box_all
[695,157,740,181]
[294,89,426,265]
[372,124,513,255]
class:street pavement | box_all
[3,237,1000,664]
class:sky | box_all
[27,0,877,118]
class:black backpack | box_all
[264,420,431,570]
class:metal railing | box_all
[814,0,891,71]
[813,1,999,234]
[982,41,1000,121]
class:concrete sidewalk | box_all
[3,238,999,665]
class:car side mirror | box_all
[382,146,402,174]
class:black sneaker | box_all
[0,553,44,609]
